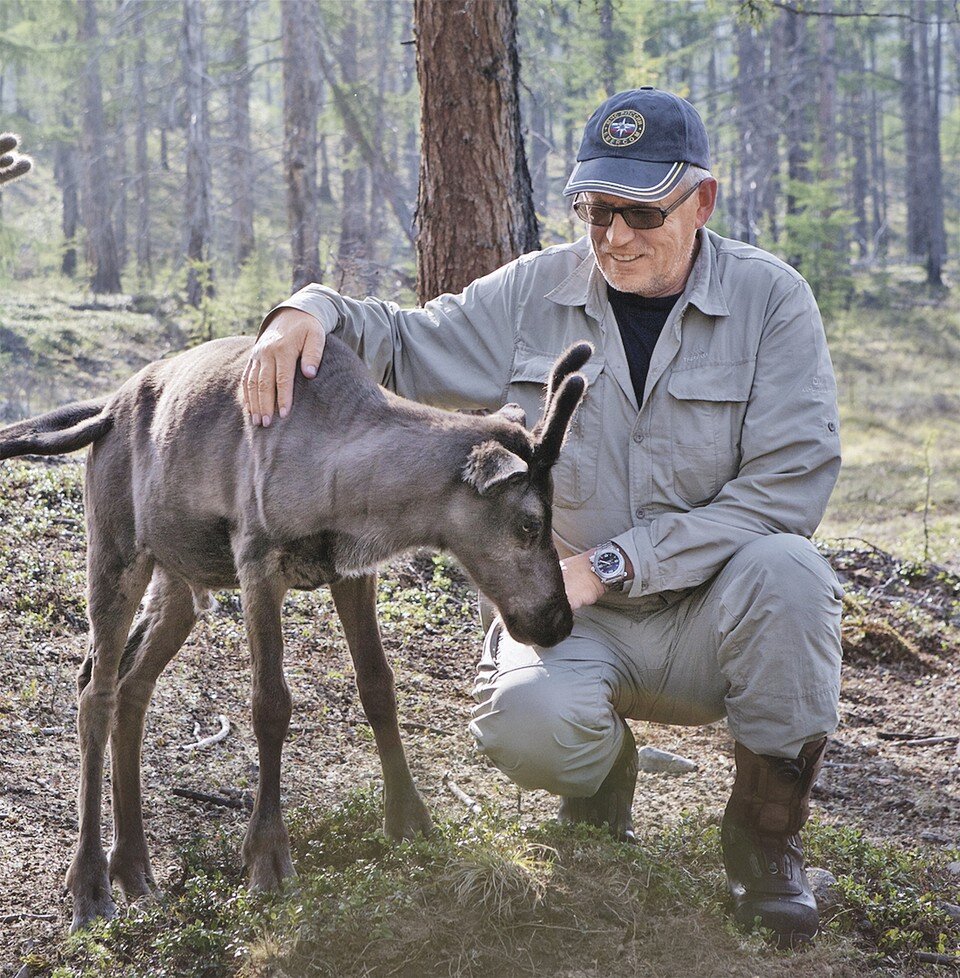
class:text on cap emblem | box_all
[601,110,645,147]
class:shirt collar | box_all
[545,228,730,320]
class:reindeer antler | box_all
[531,341,593,471]
[0,133,32,187]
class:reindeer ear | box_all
[463,440,529,495]
[495,402,526,426]
[532,373,587,470]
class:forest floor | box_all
[0,273,958,976]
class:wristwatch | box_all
[590,542,629,591]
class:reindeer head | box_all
[453,342,593,648]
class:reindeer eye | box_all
[520,517,542,537]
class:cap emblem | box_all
[601,110,645,147]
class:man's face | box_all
[585,179,717,297]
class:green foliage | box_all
[376,554,474,638]
[806,821,959,958]
[782,175,855,318]
[176,247,290,344]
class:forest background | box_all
[1,3,960,975]
[0,0,958,567]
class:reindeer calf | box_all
[0,334,591,932]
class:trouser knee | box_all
[470,644,624,797]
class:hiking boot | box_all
[558,722,638,843]
[721,737,827,948]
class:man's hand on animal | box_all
[242,307,326,426]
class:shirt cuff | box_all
[256,291,340,339]
[612,525,659,599]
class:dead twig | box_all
[879,732,959,746]
[180,714,230,750]
[172,787,251,810]
[443,771,482,815]
[0,911,57,923]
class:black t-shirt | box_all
[607,286,682,405]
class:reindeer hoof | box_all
[108,847,157,902]
[247,851,297,893]
[384,792,433,841]
[69,890,117,934]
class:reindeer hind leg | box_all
[66,548,153,933]
[108,569,198,902]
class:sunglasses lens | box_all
[623,209,664,230]
[574,202,612,226]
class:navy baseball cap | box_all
[563,87,711,202]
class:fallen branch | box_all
[180,715,230,750]
[443,772,482,815]
[914,951,960,967]
[172,787,251,810]
[878,732,959,747]
[0,911,57,924]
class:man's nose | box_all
[605,213,636,246]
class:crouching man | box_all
[243,87,843,947]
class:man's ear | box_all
[495,402,526,426]
[463,440,529,495]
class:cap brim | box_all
[562,159,689,201]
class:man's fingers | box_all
[241,358,253,415]
[257,356,278,426]
[300,326,326,379]
[276,360,295,419]
[246,359,262,425]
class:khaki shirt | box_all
[267,228,840,609]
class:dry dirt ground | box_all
[0,460,958,976]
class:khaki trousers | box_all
[469,534,843,798]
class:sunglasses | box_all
[573,181,703,230]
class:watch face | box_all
[595,549,624,577]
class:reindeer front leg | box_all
[239,568,295,890]
[331,573,432,839]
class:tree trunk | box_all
[183,0,212,308]
[132,0,151,278]
[734,22,760,245]
[816,7,841,258]
[336,3,369,295]
[414,0,539,302]
[225,0,255,266]
[53,135,79,278]
[849,36,869,260]
[282,0,322,290]
[114,0,128,271]
[783,9,810,220]
[77,0,122,293]
[920,0,945,286]
[599,0,617,98]
[900,16,925,258]
[867,31,887,259]
[529,94,549,219]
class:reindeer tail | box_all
[0,398,114,460]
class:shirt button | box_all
[633,431,644,444]
[635,507,645,519]
[827,421,837,432]
[640,580,648,591]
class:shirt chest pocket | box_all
[665,359,755,506]
[507,351,606,509]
